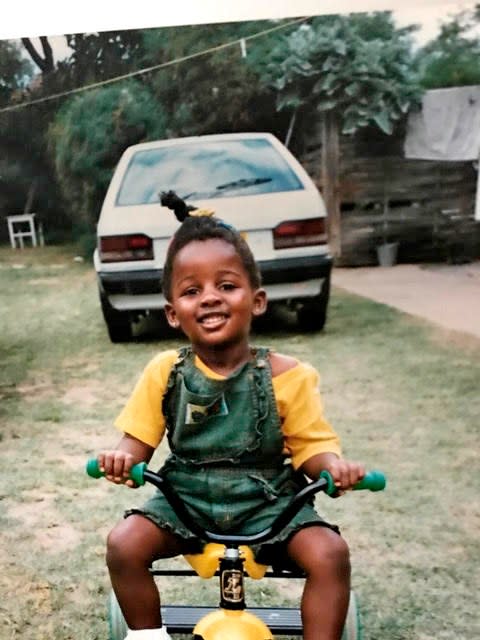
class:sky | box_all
[3,0,479,60]
[2,1,478,39]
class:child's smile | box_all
[198,312,228,329]
[164,238,266,356]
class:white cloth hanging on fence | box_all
[404,85,480,161]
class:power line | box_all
[0,17,309,114]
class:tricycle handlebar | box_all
[86,459,385,546]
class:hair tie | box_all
[189,208,215,218]
[217,220,236,231]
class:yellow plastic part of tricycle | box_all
[193,608,273,640]
[185,543,268,579]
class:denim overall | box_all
[129,347,333,560]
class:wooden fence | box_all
[298,121,480,266]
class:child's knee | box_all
[325,531,350,570]
[312,530,349,573]
[106,521,132,570]
[289,526,350,575]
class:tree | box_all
[0,41,50,237]
[48,81,167,229]
[0,40,32,106]
[141,21,287,138]
[62,31,144,86]
[417,4,480,88]
[257,12,422,136]
[21,37,54,75]
[254,12,423,258]
[7,30,150,242]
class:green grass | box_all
[0,245,479,639]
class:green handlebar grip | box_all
[86,458,104,478]
[320,470,337,495]
[353,470,386,492]
[320,469,386,495]
[85,458,147,486]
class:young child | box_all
[97,214,365,640]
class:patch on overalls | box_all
[185,395,229,424]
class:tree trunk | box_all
[321,112,341,259]
[23,180,37,214]
[22,37,55,74]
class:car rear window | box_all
[115,138,304,206]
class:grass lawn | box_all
[0,246,479,639]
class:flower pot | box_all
[376,242,399,267]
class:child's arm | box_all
[301,452,365,492]
[97,433,154,488]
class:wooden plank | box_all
[299,123,480,265]
[321,113,341,259]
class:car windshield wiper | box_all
[180,177,272,200]
[215,177,272,191]
[180,191,203,200]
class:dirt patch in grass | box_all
[27,277,65,286]
[47,434,115,472]
[0,567,54,617]
[62,381,101,407]
[16,378,57,401]
[6,490,82,553]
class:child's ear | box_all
[252,288,267,317]
[164,303,180,329]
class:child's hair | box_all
[162,215,261,301]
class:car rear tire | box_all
[100,293,133,343]
[296,277,330,332]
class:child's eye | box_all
[182,287,199,296]
[220,282,236,291]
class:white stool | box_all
[6,213,39,249]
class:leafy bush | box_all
[48,81,167,230]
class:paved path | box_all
[332,262,480,340]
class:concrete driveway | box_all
[332,262,480,340]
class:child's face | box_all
[164,238,266,349]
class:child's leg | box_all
[106,514,187,630]
[287,525,351,640]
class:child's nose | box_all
[200,286,221,306]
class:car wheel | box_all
[296,277,330,332]
[100,292,133,343]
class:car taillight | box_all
[273,218,327,249]
[99,235,153,262]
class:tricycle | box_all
[86,459,386,640]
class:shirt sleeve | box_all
[273,362,342,470]
[114,350,178,448]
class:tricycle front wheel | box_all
[342,590,361,640]
[108,590,128,640]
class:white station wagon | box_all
[94,132,332,342]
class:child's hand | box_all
[323,458,365,495]
[97,450,137,488]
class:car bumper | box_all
[97,254,333,311]
[258,254,332,285]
